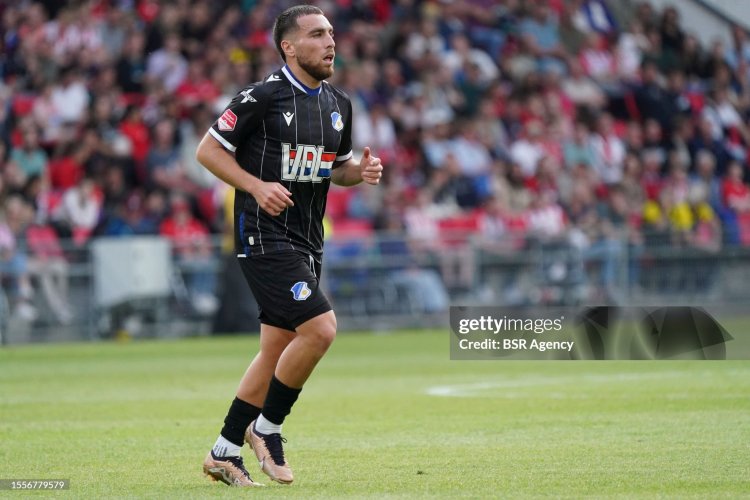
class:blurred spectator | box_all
[116,31,148,94]
[100,191,146,237]
[679,34,707,79]
[690,116,731,175]
[660,162,692,244]
[180,104,219,190]
[146,31,188,93]
[519,2,567,75]
[403,190,474,290]
[510,120,546,177]
[32,83,65,144]
[452,121,493,178]
[375,211,449,313]
[634,60,674,131]
[146,118,195,194]
[659,6,684,58]
[563,121,596,169]
[26,221,73,324]
[50,65,90,125]
[578,33,616,86]
[687,183,722,252]
[353,103,397,156]
[176,59,220,111]
[444,33,500,85]
[721,161,750,213]
[527,190,567,241]
[119,105,151,178]
[561,58,606,109]
[47,142,85,190]
[159,193,217,315]
[9,127,48,182]
[616,20,650,82]
[0,195,36,321]
[404,18,445,70]
[690,150,722,210]
[53,177,102,245]
[590,113,626,185]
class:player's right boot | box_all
[245,420,294,484]
[203,451,264,487]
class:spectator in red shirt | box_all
[175,60,220,112]
[119,105,151,172]
[721,160,750,212]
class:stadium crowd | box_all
[1,0,750,322]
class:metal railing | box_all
[2,231,749,344]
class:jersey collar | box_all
[282,65,322,96]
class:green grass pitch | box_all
[1,329,749,498]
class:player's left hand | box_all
[360,147,383,185]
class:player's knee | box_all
[310,315,337,351]
[315,319,337,350]
[298,312,337,351]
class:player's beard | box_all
[298,55,334,82]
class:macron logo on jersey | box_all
[217,109,237,131]
[281,143,335,183]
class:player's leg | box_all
[248,310,337,484]
[274,310,336,386]
[236,324,296,406]
[204,325,294,487]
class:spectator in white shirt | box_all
[146,31,188,93]
[444,33,500,85]
[50,66,90,125]
[590,113,626,185]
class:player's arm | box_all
[331,147,383,187]
[197,85,293,217]
[196,134,293,216]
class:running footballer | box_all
[196,4,383,487]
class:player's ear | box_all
[281,39,295,60]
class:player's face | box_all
[290,14,335,82]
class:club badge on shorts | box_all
[331,112,344,132]
[290,281,312,301]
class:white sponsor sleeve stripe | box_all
[335,151,353,162]
[237,254,247,258]
[208,128,237,152]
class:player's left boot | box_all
[245,420,294,484]
[203,451,264,487]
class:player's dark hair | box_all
[273,4,324,62]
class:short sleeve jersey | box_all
[209,65,353,259]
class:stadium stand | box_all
[1,0,750,338]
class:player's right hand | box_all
[251,181,294,216]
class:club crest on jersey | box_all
[331,112,344,131]
[217,109,237,131]
[281,143,335,182]
[290,281,312,301]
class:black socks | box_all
[220,397,262,446]
[261,375,302,425]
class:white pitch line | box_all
[425,371,697,397]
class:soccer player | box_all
[196,4,383,487]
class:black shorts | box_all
[237,250,332,331]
